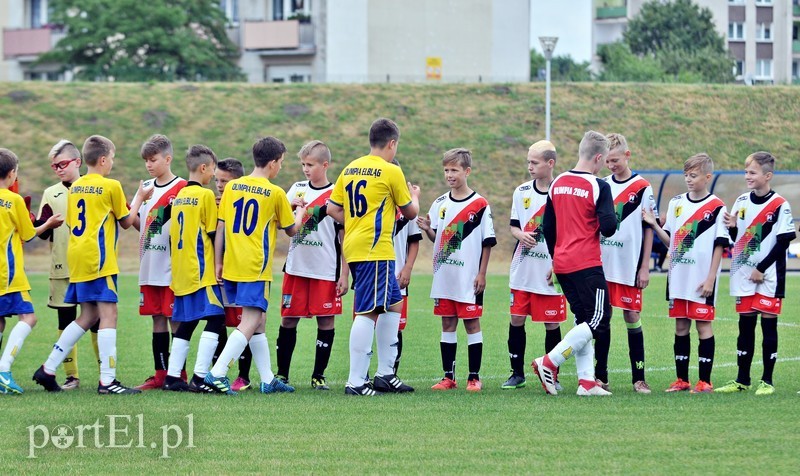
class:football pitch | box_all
[3,273,800,473]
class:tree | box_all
[39,0,244,81]
[530,49,593,82]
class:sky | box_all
[529,0,593,63]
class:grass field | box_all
[2,273,800,472]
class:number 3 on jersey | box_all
[345,180,368,218]
[232,197,258,235]
[73,198,87,236]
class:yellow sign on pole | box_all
[426,57,442,80]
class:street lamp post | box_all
[539,36,558,141]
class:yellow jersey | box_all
[0,189,36,295]
[329,155,412,262]
[38,181,71,279]
[219,175,294,282]
[66,174,129,283]
[170,184,218,296]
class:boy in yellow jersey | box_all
[205,137,305,395]
[0,148,63,394]
[35,139,101,391]
[326,118,421,396]
[163,145,226,392]
[33,135,153,395]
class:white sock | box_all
[44,321,86,374]
[249,333,274,384]
[210,329,248,378]
[193,331,219,378]
[0,321,32,372]
[348,315,375,387]
[167,338,190,378]
[467,330,483,345]
[98,328,117,386]
[375,311,401,377]
[548,322,593,367]
[574,339,595,381]
[441,331,457,344]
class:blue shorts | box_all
[223,280,270,312]
[0,291,34,317]
[173,286,225,322]
[350,261,402,315]
[65,276,118,304]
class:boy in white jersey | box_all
[596,133,657,394]
[276,141,348,390]
[716,152,796,396]
[503,140,565,390]
[134,135,187,390]
[644,153,729,394]
[418,148,496,392]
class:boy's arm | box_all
[283,203,307,238]
[510,224,537,248]
[35,203,55,240]
[542,196,557,257]
[699,244,724,297]
[474,245,492,295]
[336,228,349,297]
[214,221,225,283]
[643,207,671,245]
[325,201,344,224]
[34,213,64,237]
[637,226,653,289]
[399,183,421,220]
[596,180,617,237]
[417,214,436,241]
[397,240,420,290]
[119,181,153,230]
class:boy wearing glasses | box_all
[36,140,100,390]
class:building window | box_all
[756,23,772,41]
[219,0,239,24]
[793,61,799,79]
[756,59,773,78]
[755,0,772,5]
[728,0,744,4]
[273,0,283,20]
[728,22,745,40]
[734,60,744,78]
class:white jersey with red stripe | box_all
[138,176,187,286]
[285,181,340,281]
[663,193,729,305]
[729,191,795,298]
[509,180,558,295]
[600,174,658,286]
[428,191,496,304]
[394,209,422,297]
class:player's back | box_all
[170,185,217,296]
[330,155,411,263]
[67,174,129,283]
[0,188,35,294]
[219,175,293,282]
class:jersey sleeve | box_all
[482,203,497,247]
[714,203,731,248]
[509,188,521,228]
[329,172,345,207]
[595,179,616,238]
[204,191,218,234]
[274,188,296,229]
[407,217,423,242]
[112,181,130,221]
[427,199,441,232]
[644,184,658,221]
[37,190,49,219]
[662,198,676,234]
[390,167,413,209]
[14,194,36,242]
[777,201,795,237]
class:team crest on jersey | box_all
[628,192,637,203]
[675,206,682,217]
[739,208,746,220]
[467,212,477,223]
[296,191,305,199]
[439,207,447,219]
[523,197,531,209]
[703,210,713,222]
[766,212,775,223]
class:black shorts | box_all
[556,266,611,336]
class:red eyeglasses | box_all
[51,158,79,170]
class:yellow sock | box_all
[91,331,101,372]
[60,330,80,379]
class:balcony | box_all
[238,20,315,55]
[794,40,800,54]
[596,6,627,19]
[794,4,800,16]
[3,27,63,59]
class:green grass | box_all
[2,273,800,472]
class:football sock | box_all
[375,311,401,377]
[736,314,757,385]
[59,330,79,379]
[593,327,610,383]
[347,315,374,386]
[194,331,219,378]
[91,326,100,370]
[544,326,561,354]
[508,323,526,376]
[393,331,403,374]
[97,328,117,386]
[698,336,715,383]
[213,330,228,364]
[574,338,595,382]
[210,329,248,378]
[276,325,297,379]
[167,338,190,378]
[548,322,593,368]
[249,332,274,384]
[761,317,778,385]
[238,345,252,381]
[313,328,335,377]
[0,331,3,351]
[440,331,457,380]
[627,320,645,383]
[44,321,85,374]
[57,306,76,330]
[153,331,170,372]
[0,321,32,372]
[674,334,691,381]
[467,331,483,381]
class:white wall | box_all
[492,0,530,82]
[324,0,368,82]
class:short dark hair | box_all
[185,145,218,172]
[369,118,400,148]
[0,148,19,179]
[82,135,115,166]
[252,137,287,168]
[218,158,245,179]
[141,134,173,160]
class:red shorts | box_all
[735,294,782,316]
[669,298,715,321]
[224,306,243,327]
[608,282,642,312]
[509,289,566,323]
[139,285,174,317]
[280,274,342,318]
[434,298,482,319]
[398,296,408,331]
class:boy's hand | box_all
[397,266,412,290]
[546,268,554,286]
[290,197,307,210]
[642,207,658,227]
[336,274,349,297]
[417,214,432,231]
[473,273,486,295]
[215,262,223,284]
[697,277,716,298]
[137,181,155,201]
[723,211,736,229]
[46,213,64,229]
[408,182,421,199]
[636,267,650,289]
[518,231,537,248]
[215,196,221,206]
[749,269,765,283]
